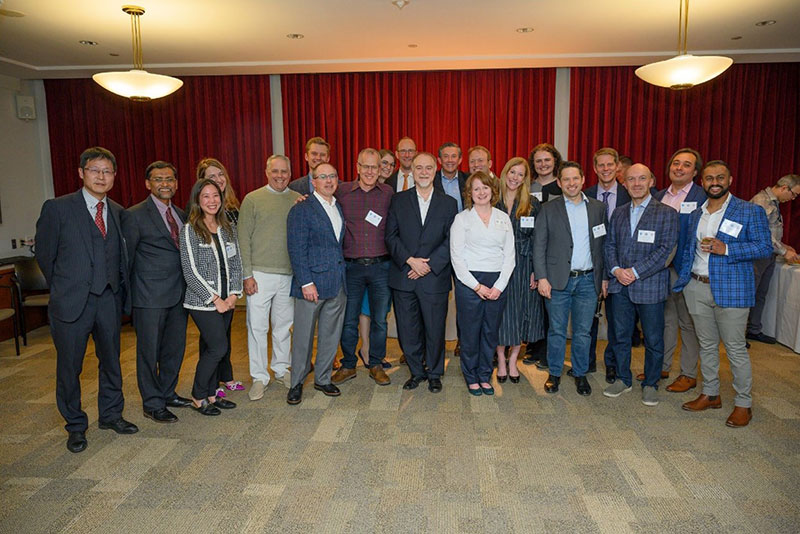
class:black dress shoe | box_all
[605,366,617,384]
[67,431,87,453]
[509,374,520,384]
[746,332,776,344]
[497,373,508,383]
[566,367,575,377]
[143,408,178,423]
[534,359,549,370]
[213,398,236,409]
[166,395,192,408]
[287,384,303,405]
[522,355,539,365]
[403,376,427,390]
[575,375,592,396]
[99,418,139,434]
[544,375,560,393]
[428,378,442,393]
[192,401,221,416]
[314,383,341,396]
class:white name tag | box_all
[719,219,742,238]
[592,223,607,238]
[225,242,237,258]
[520,216,535,228]
[680,201,697,214]
[531,192,543,202]
[638,230,655,243]
[365,210,383,227]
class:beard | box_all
[706,185,729,199]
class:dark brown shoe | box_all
[369,365,391,386]
[636,371,669,381]
[726,406,752,427]
[682,394,722,411]
[666,375,697,393]
[331,367,357,385]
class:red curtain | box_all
[44,75,273,208]
[281,69,556,182]
[569,63,800,247]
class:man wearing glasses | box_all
[121,161,190,424]
[387,137,417,192]
[35,146,137,453]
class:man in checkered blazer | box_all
[673,160,772,428]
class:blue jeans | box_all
[545,273,597,377]
[609,286,665,388]
[340,260,391,369]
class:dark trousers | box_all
[340,261,392,369]
[209,308,235,384]
[393,288,449,379]
[190,309,234,399]
[589,298,617,369]
[747,255,776,335]
[610,287,665,388]
[50,287,124,432]
[133,303,188,410]
[455,272,507,384]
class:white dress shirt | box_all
[450,207,516,291]
[417,189,432,225]
[692,193,732,277]
[313,191,342,240]
[395,170,414,192]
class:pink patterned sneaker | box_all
[224,381,245,391]
[215,388,226,398]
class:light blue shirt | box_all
[440,173,463,211]
[629,194,652,236]
[82,187,107,229]
[564,194,592,271]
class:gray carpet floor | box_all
[1,312,799,533]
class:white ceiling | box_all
[0,0,798,79]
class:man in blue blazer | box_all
[385,152,458,393]
[122,161,190,424]
[603,164,678,407]
[674,161,772,428]
[35,146,137,453]
[288,136,330,196]
[286,163,347,405]
[653,148,706,393]
[432,142,469,211]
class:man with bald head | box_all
[387,137,417,192]
[603,163,678,407]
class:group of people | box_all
[34,137,799,453]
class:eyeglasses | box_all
[149,177,177,184]
[84,167,115,177]
[380,160,395,167]
[358,164,379,172]
[315,173,338,181]
[397,149,416,154]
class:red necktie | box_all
[95,201,107,238]
[165,206,180,247]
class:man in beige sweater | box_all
[239,155,302,400]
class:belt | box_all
[691,273,710,283]
[345,255,390,266]
[569,269,593,277]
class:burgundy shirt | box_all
[335,180,393,259]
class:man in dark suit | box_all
[385,152,458,393]
[288,136,331,195]
[35,146,138,453]
[533,161,608,396]
[433,142,469,211]
[121,161,190,424]
[386,137,417,192]
[286,163,347,405]
[584,147,632,383]
[603,163,678,406]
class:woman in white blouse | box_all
[450,171,516,396]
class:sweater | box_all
[237,186,301,278]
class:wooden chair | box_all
[13,258,49,346]
[0,283,21,355]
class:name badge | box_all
[637,230,655,243]
[719,219,742,238]
[680,201,697,214]
[520,216,535,228]
[365,210,383,227]
[225,242,237,258]
[592,223,607,238]
[531,192,543,202]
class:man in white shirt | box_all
[387,137,417,192]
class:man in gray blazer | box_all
[35,146,137,453]
[122,161,190,424]
[533,161,608,396]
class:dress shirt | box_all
[395,170,414,192]
[629,194,652,236]
[450,207,516,292]
[750,188,786,255]
[692,193,732,277]
[82,187,107,228]
[417,189,433,225]
[313,190,343,240]
[335,180,392,258]
[149,194,181,231]
[598,180,618,220]
[564,194,593,271]
[440,173,463,211]
[661,181,693,212]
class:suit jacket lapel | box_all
[554,198,573,248]
[146,197,178,248]
[72,190,94,258]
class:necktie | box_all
[402,173,409,191]
[602,191,611,219]
[165,206,180,247]
[95,201,106,238]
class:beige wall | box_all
[0,75,53,260]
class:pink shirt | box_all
[661,181,693,212]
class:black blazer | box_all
[35,189,130,322]
[121,197,187,309]
[386,169,415,193]
[385,189,458,294]
[433,170,469,208]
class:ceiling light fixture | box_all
[79,40,98,46]
[635,0,732,90]
[92,6,183,102]
[392,0,410,10]
[286,33,304,39]
[516,27,534,33]
[755,20,776,26]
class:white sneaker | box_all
[603,381,633,398]
[248,380,266,401]
[642,386,659,406]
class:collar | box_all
[149,194,173,214]
[313,190,337,207]
[701,192,733,214]
[764,187,779,203]
[631,194,652,210]
[598,180,618,194]
[441,171,459,182]
[668,181,694,196]
[563,192,589,206]
[82,187,106,208]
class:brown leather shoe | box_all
[666,374,697,392]
[682,394,722,411]
[331,367,357,385]
[636,371,669,381]
[369,365,391,385]
[726,406,752,427]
